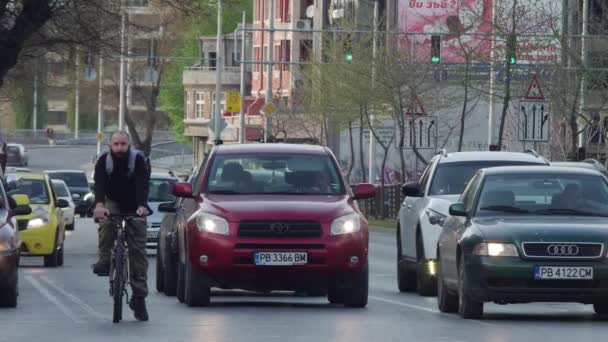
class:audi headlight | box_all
[425,208,447,226]
[195,212,229,235]
[27,214,49,229]
[473,242,519,257]
[331,213,361,235]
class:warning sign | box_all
[405,96,426,116]
[525,74,545,100]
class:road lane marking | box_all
[26,275,85,324]
[39,275,109,321]
[369,295,495,327]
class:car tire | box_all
[57,244,64,266]
[66,222,74,231]
[343,263,368,308]
[163,248,178,296]
[156,246,165,293]
[416,233,437,296]
[593,303,608,315]
[44,246,60,267]
[176,260,185,303]
[327,288,344,304]
[437,255,458,313]
[184,255,210,307]
[397,226,416,292]
[457,253,483,319]
[0,272,18,308]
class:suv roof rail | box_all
[436,149,448,157]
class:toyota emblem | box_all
[547,244,579,256]
[270,223,290,234]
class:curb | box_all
[369,225,396,232]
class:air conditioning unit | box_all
[295,19,312,31]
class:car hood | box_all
[473,216,608,243]
[428,195,461,214]
[200,194,355,223]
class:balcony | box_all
[183,66,245,86]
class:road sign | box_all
[97,132,104,142]
[400,116,438,149]
[525,74,545,100]
[405,96,426,116]
[226,92,242,113]
[518,101,550,142]
[263,102,277,116]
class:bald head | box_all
[109,130,130,158]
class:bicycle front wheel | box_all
[112,248,126,323]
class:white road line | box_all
[39,275,109,321]
[26,275,85,324]
[369,296,495,327]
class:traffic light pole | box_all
[368,0,378,183]
[239,11,246,144]
[264,0,275,143]
[214,0,223,143]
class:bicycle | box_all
[106,213,140,323]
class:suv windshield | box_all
[476,173,608,217]
[148,178,176,202]
[429,161,543,195]
[205,153,343,195]
[48,172,88,188]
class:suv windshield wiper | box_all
[535,208,608,217]
[479,205,530,213]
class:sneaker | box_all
[129,297,149,321]
[92,261,110,276]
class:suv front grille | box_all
[238,221,322,238]
[522,242,604,258]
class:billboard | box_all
[397,0,494,63]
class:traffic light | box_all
[345,53,353,61]
[506,34,517,65]
[431,35,441,63]
[343,33,353,62]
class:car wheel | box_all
[437,255,458,313]
[184,255,210,307]
[66,222,75,231]
[57,244,64,266]
[176,259,185,303]
[397,226,416,292]
[416,233,437,296]
[163,247,178,296]
[594,303,608,315]
[327,288,344,304]
[156,246,165,293]
[457,253,483,319]
[44,246,60,267]
[343,263,368,308]
[0,272,18,308]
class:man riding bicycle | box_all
[92,131,151,321]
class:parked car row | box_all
[395,149,608,319]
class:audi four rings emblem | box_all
[547,244,579,256]
[270,223,290,234]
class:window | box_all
[185,92,193,119]
[461,173,481,212]
[232,52,241,67]
[209,52,217,69]
[195,92,205,118]
[148,178,177,202]
[279,0,290,21]
[279,40,290,71]
[124,0,148,6]
[205,154,345,195]
[300,40,312,62]
[47,172,88,188]
[147,38,157,67]
[7,178,50,205]
[52,181,70,197]
[253,47,261,72]
[199,42,205,65]
[211,92,226,117]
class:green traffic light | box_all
[431,56,440,63]
[345,53,353,61]
[509,56,516,65]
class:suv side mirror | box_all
[158,202,176,213]
[402,182,423,197]
[449,202,468,217]
[172,182,194,198]
[353,183,376,200]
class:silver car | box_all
[146,173,178,250]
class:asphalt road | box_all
[2,146,607,342]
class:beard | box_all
[111,150,129,159]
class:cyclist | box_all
[92,131,151,321]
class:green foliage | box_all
[159,0,252,143]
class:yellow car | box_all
[6,172,69,267]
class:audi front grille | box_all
[522,242,604,259]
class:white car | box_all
[146,172,178,250]
[51,179,76,230]
[396,150,549,296]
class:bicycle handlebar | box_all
[105,212,150,219]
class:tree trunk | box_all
[347,120,355,182]
[359,107,366,183]
[458,62,470,151]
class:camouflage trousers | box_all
[98,200,148,298]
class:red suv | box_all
[170,143,376,308]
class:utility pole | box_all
[213,0,223,142]
[239,11,246,144]
[264,0,275,143]
[487,0,496,148]
[75,48,80,139]
[579,0,589,149]
[368,0,378,183]
[97,54,104,157]
[118,12,126,131]
[33,68,38,135]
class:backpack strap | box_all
[128,149,138,177]
[105,152,113,175]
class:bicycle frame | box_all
[108,214,134,323]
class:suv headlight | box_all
[331,213,361,235]
[27,214,49,229]
[0,241,12,252]
[473,242,519,257]
[195,212,229,235]
[425,208,446,226]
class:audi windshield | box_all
[475,172,608,217]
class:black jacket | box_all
[94,151,149,212]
